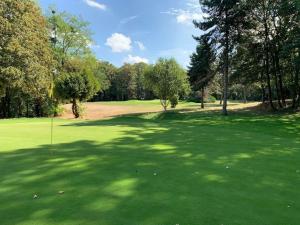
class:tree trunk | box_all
[4,88,11,118]
[295,58,300,108]
[160,99,168,111]
[275,50,286,106]
[72,98,80,118]
[272,51,283,108]
[260,70,266,104]
[201,87,205,109]
[243,86,247,104]
[263,20,276,111]
[17,97,22,117]
[223,15,229,116]
[219,93,223,105]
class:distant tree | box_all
[133,63,149,100]
[92,61,117,101]
[188,36,216,108]
[144,58,190,111]
[115,64,137,100]
[55,58,100,118]
[0,0,54,118]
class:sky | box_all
[38,0,204,68]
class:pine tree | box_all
[188,36,215,108]
[194,0,248,115]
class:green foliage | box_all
[92,62,152,102]
[205,95,216,103]
[194,0,249,114]
[188,36,215,90]
[115,64,138,101]
[55,58,100,118]
[47,9,92,67]
[170,95,179,108]
[188,35,216,108]
[0,0,55,118]
[144,58,190,110]
[133,62,149,100]
[53,104,65,116]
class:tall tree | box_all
[195,0,247,115]
[0,0,54,118]
[188,36,216,108]
[47,9,92,68]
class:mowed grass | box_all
[0,103,300,225]
[97,99,201,110]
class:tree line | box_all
[0,0,190,118]
[188,0,300,114]
[1,0,299,118]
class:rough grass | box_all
[0,103,299,225]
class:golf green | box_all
[0,110,299,225]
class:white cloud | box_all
[83,0,107,10]
[124,55,149,64]
[176,11,203,25]
[106,33,132,53]
[120,15,138,24]
[162,0,205,25]
[135,41,146,51]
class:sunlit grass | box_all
[0,106,299,225]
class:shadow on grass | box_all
[1,110,300,225]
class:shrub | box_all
[170,95,179,108]
[205,95,216,103]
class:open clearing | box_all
[1,101,300,225]
[60,100,261,119]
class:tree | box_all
[55,58,100,118]
[195,0,248,115]
[0,0,54,118]
[144,58,190,111]
[188,36,216,108]
[115,64,137,101]
[229,0,300,110]
[133,62,149,100]
[92,61,117,101]
[47,9,92,68]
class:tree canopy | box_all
[0,0,55,117]
[145,58,190,110]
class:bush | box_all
[205,95,216,103]
[170,95,179,108]
[54,105,65,117]
[77,103,86,118]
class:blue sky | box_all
[38,0,204,67]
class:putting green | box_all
[0,108,299,225]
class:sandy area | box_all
[60,101,261,120]
[60,102,162,120]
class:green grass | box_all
[0,108,300,225]
[96,99,201,109]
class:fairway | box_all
[0,103,299,225]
